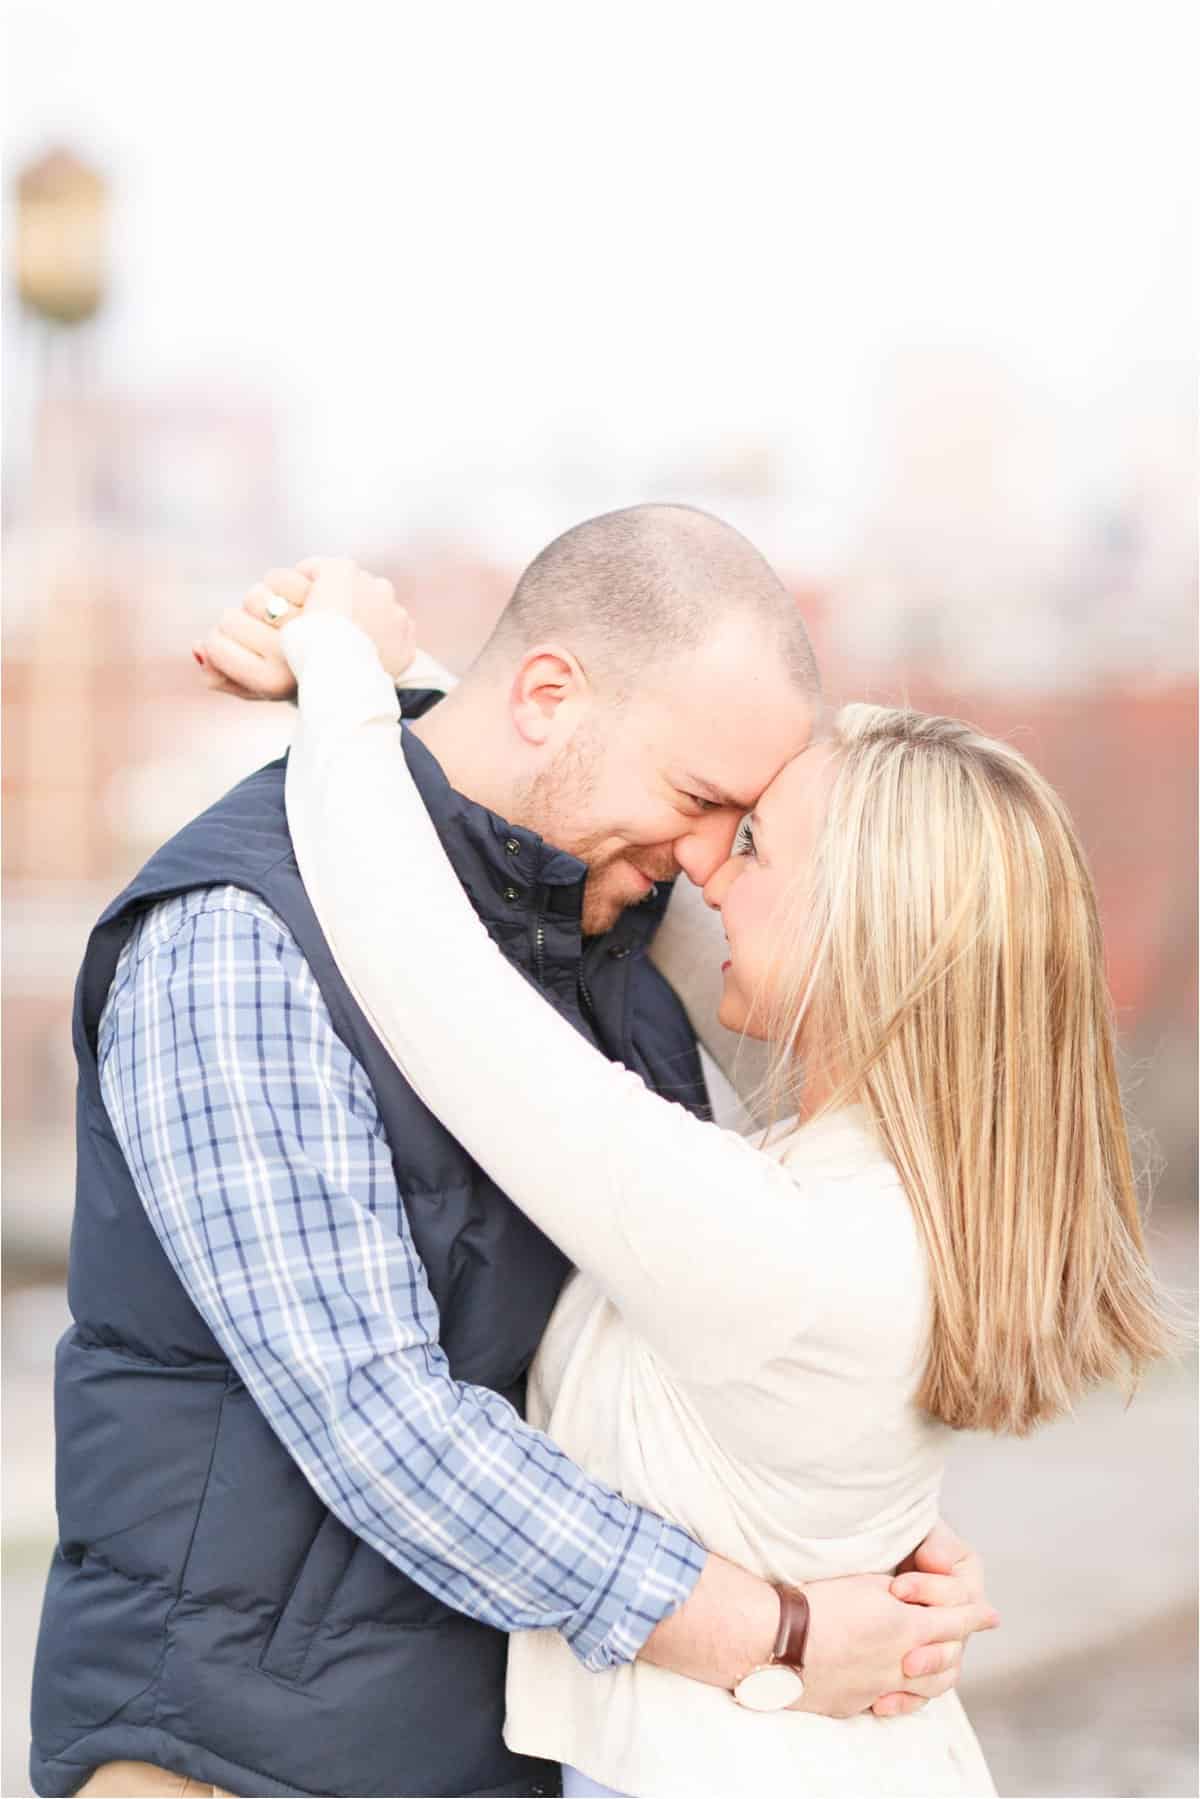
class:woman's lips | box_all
[721,958,732,973]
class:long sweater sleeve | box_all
[283,613,810,1381]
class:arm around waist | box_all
[96,885,704,1669]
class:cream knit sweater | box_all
[282,613,995,1798]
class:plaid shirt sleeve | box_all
[96,885,704,1671]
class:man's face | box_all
[515,621,817,935]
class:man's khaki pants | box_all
[76,1761,234,1797]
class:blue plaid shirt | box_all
[97,884,705,1671]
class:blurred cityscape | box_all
[3,36,1198,1796]
[5,156,1196,1277]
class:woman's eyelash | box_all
[735,818,756,856]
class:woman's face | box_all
[703,744,838,1039]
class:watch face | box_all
[732,1663,805,1712]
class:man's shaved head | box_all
[475,503,820,700]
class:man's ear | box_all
[509,645,590,748]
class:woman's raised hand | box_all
[194,558,418,700]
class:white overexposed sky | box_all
[3,0,1195,556]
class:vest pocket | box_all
[259,1511,358,1683]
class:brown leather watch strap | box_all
[771,1585,810,1670]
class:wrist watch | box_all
[732,1585,810,1712]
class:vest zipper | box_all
[577,967,598,1030]
[534,892,597,1030]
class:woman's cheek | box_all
[717,983,748,1031]
[729,880,782,1034]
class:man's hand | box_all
[638,1549,997,1722]
[797,1561,997,1719]
[869,1519,997,1718]
[194,559,416,700]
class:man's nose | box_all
[702,853,742,912]
[673,811,742,889]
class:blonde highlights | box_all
[761,705,1173,1436]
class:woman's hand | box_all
[195,558,417,700]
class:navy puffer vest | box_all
[30,702,709,1799]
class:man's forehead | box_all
[671,692,816,804]
[636,650,816,794]
[676,709,815,805]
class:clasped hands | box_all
[195,558,414,700]
[799,1520,998,1719]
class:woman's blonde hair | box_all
[761,704,1174,1436]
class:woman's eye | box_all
[734,818,756,857]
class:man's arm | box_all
[98,885,704,1672]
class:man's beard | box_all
[513,731,672,937]
[578,855,654,937]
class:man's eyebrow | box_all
[680,773,758,810]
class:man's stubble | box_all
[512,721,665,938]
